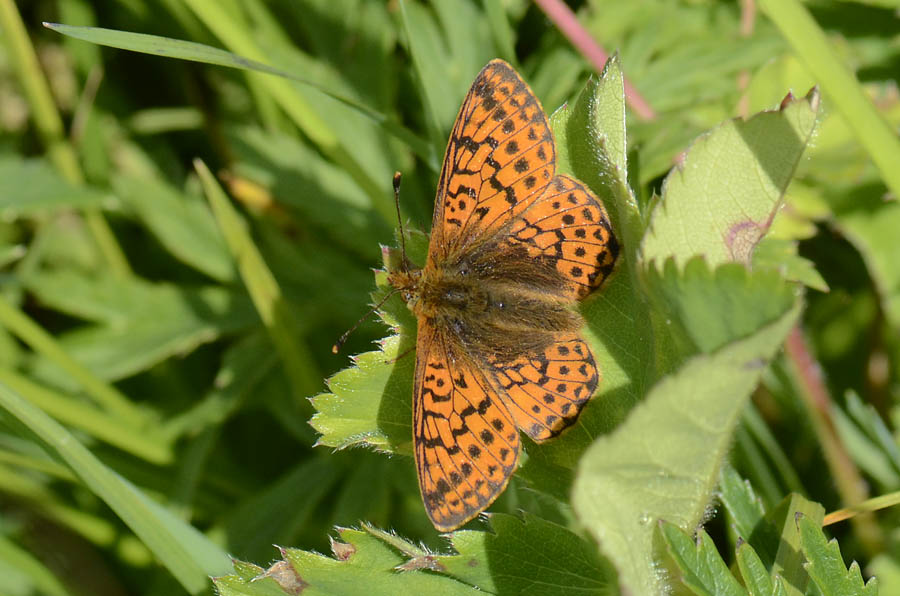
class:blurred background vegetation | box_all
[1,0,899,594]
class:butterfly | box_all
[388,59,619,531]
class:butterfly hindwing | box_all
[507,175,619,299]
[412,324,520,531]
[490,333,598,442]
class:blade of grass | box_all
[0,0,128,276]
[0,296,148,427]
[0,381,233,593]
[194,160,319,413]
[0,534,70,596]
[759,0,900,199]
[824,490,900,526]
[0,368,171,464]
[44,22,437,176]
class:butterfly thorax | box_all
[392,251,582,364]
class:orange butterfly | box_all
[389,59,619,530]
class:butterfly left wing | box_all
[428,59,556,265]
[491,333,598,442]
[412,322,520,531]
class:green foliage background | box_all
[0,0,898,594]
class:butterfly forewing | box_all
[429,60,556,264]
[413,326,520,530]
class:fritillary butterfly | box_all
[389,59,619,531]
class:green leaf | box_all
[220,457,343,563]
[758,0,900,198]
[644,258,796,357]
[216,526,476,596]
[571,297,800,595]
[114,175,235,282]
[44,22,433,172]
[311,332,414,452]
[752,237,828,292]
[0,382,232,594]
[641,89,820,268]
[0,157,111,215]
[228,126,388,260]
[196,159,320,398]
[768,494,825,596]
[438,513,618,595]
[0,534,69,596]
[832,194,900,331]
[659,520,746,596]
[23,271,256,382]
[718,463,766,547]
[551,55,642,265]
[736,540,786,596]
[798,516,879,596]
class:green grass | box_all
[0,0,898,594]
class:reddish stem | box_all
[533,0,656,120]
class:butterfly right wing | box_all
[428,59,556,266]
[507,174,619,299]
[412,320,520,531]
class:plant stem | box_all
[784,325,883,554]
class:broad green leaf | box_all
[644,258,796,357]
[641,89,820,268]
[752,237,828,292]
[309,229,426,452]
[0,382,232,594]
[114,175,235,282]
[519,56,653,478]
[311,333,414,452]
[798,516,879,596]
[736,540,786,596]
[571,298,800,595]
[217,526,476,596]
[659,521,746,596]
[438,513,618,595]
[0,157,111,215]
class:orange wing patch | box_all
[413,327,520,531]
[491,334,598,442]
[430,60,556,261]
[508,175,619,299]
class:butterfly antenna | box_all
[393,171,408,272]
[332,288,401,354]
